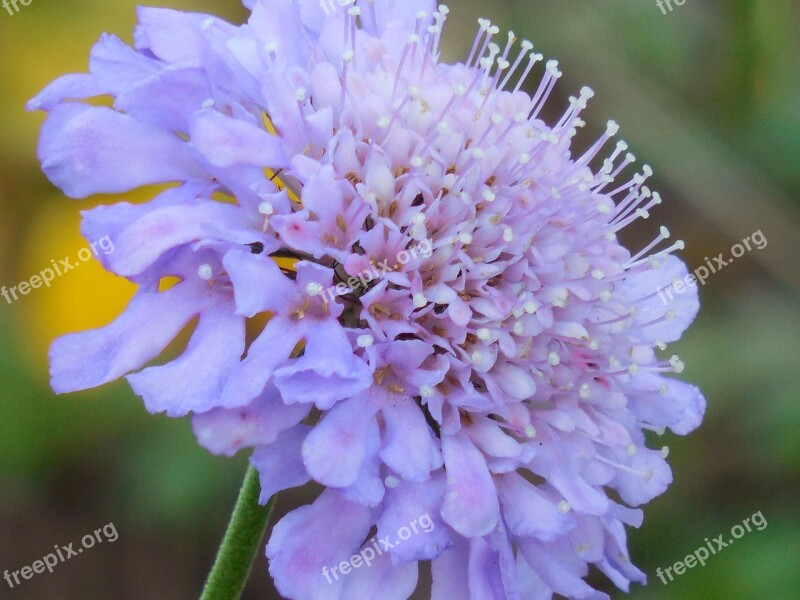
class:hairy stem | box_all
[199,466,276,600]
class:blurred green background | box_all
[0,0,798,598]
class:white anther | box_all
[306,282,323,296]
[384,476,400,488]
[669,355,685,373]
[197,264,213,280]
[357,334,374,348]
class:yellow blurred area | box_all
[17,198,136,370]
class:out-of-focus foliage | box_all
[0,0,797,598]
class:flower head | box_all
[30,1,704,598]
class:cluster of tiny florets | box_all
[30,2,704,598]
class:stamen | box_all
[528,60,562,119]
[513,52,544,94]
[466,18,491,68]
[499,39,534,90]
[595,455,653,480]
[627,226,671,264]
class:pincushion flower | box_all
[29,1,705,598]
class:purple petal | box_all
[190,109,288,169]
[274,319,372,410]
[519,539,609,600]
[548,468,610,516]
[133,7,228,63]
[127,299,245,416]
[497,473,575,541]
[379,398,442,482]
[267,489,373,600]
[222,248,297,317]
[440,432,499,537]
[468,537,511,600]
[431,539,470,600]
[109,201,260,277]
[613,450,672,507]
[26,74,107,112]
[219,316,303,406]
[301,395,378,487]
[620,255,700,343]
[340,418,385,507]
[38,103,199,198]
[377,477,452,563]
[50,283,202,393]
[251,425,313,502]
[340,552,418,600]
[116,67,212,133]
[192,385,310,456]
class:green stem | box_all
[200,465,277,600]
